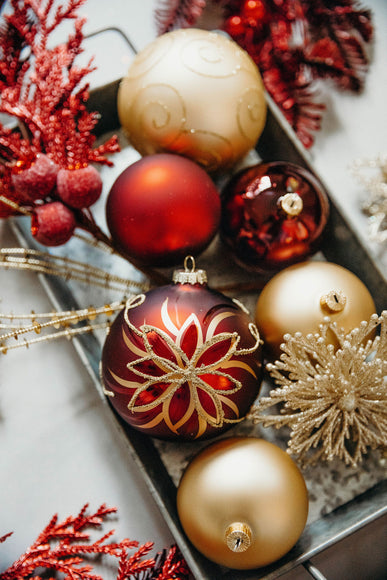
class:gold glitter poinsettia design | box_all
[109,294,260,438]
[249,311,387,467]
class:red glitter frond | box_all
[155,0,207,34]
[0,0,119,169]
[0,504,190,580]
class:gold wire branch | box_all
[0,195,32,216]
[0,322,111,353]
[0,247,149,293]
[0,301,125,354]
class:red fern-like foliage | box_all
[0,504,190,580]
[155,0,207,33]
[0,0,119,170]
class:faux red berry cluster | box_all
[11,155,103,246]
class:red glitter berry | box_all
[57,165,103,209]
[31,201,76,246]
[11,154,59,202]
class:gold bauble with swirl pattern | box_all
[117,29,266,173]
[176,437,309,570]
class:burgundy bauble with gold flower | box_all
[220,161,329,275]
[101,258,263,440]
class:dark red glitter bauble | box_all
[220,161,329,275]
[105,154,221,267]
[101,263,263,440]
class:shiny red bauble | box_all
[220,161,329,275]
[101,262,263,440]
[106,154,221,267]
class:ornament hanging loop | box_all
[184,255,195,272]
[173,255,208,285]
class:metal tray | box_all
[10,40,387,580]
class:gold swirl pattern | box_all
[122,83,187,154]
[237,86,267,142]
[108,295,260,439]
[166,128,234,172]
[180,33,251,78]
[122,33,173,79]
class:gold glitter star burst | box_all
[249,311,387,467]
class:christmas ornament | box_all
[249,311,387,467]
[220,161,329,274]
[101,257,263,440]
[155,1,373,148]
[117,28,266,173]
[0,503,190,580]
[106,153,221,267]
[350,152,387,244]
[176,437,308,569]
[255,261,376,359]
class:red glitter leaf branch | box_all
[0,504,190,580]
[0,0,120,169]
[0,0,125,252]
[155,0,207,33]
[301,0,373,92]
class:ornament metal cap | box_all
[320,289,347,313]
[173,256,208,285]
[278,192,303,217]
[225,522,252,553]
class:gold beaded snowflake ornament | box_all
[249,312,387,467]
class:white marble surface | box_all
[1,1,386,578]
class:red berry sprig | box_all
[0,0,119,248]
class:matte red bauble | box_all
[220,161,329,274]
[106,154,221,267]
[101,258,263,440]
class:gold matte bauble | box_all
[117,28,267,173]
[255,261,376,359]
[176,437,308,570]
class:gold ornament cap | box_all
[173,256,207,285]
[278,193,303,217]
[225,522,252,553]
[320,289,347,313]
